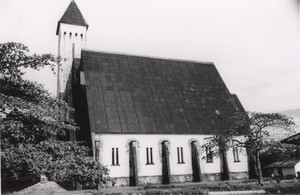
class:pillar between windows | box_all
[129,141,138,186]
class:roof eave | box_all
[281,132,300,145]
[56,21,89,35]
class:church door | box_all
[129,141,138,186]
[191,141,201,182]
[161,141,171,184]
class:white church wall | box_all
[226,145,249,179]
[58,23,87,92]
[227,146,248,173]
[94,134,248,182]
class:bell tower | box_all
[56,0,88,95]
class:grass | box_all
[3,179,300,194]
[96,179,300,194]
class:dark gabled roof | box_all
[281,132,300,145]
[265,160,300,168]
[81,50,245,134]
[56,0,88,35]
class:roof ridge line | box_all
[81,49,214,65]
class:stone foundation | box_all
[201,173,221,181]
[112,172,247,186]
[171,174,193,183]
[112,177,129,186]
[229,172,249,180]
[112,175,163,186]
[139,175,162,185]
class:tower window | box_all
[81,33,83,37]
[233,146,240,162]
[206,146,213,163]
[75,33,78,36]
[64,31,66,35]
[112,148,119,166]
[146,147,154,165]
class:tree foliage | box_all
[0,42,109,189]
[206,111,295,184]
[1,141,109,189]
[0,42,76,146]
[0,42,59,79]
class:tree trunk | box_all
[247,148,257,179]
[221,149,230,180]
[191,141,201,182]
[297,145,300,160]
[219,144,229,180]
[255,150,263,185]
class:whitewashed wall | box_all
[227,146,248,173]
[93,134,248,178]
[57,23,87,92]
[295,162,300,176]
[282,167,296,176]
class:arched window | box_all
[146,147,154,165]
[206,146,213,163]
[233,146,240,162]
[112,148,119,165]
[177,147,184,164]
[95,141,100,162]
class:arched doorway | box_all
[129,141,138,186]
[161,140,171,184]
[191,141,201,182]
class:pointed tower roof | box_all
[56,0,88,35]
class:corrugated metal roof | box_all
[281,132,300,145]
[81,50,245,134]
[265,160,300,168]
[56,0,88,35]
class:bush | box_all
[284,175,296,180]
[1,140,110,189]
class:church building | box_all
[57,0,249,186]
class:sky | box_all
[0,0,299,113]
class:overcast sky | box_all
[0,0,299,113]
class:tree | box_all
[0,42,58,79]
[0,42,75,146]
[0,42,109,190]
[206,111,295,185]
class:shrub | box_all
[1,140,110,189]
